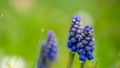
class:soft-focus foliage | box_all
[0,0,120,68]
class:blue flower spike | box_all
[67,15,95,68]
[77,25,95,62]
[37,41,47,68]
[67,15,83,68]
[67,15,83,53]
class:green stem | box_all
[32,43,41,68]
[46,59,53,68]
[33,30,44,68]
[80,62,85,68]
[67,52,75,68]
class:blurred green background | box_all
[0,0,120,68]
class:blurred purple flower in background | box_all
[37,31,58,68]
[44,31,58,61]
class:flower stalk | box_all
[80,62,85,68]
[67,52,75,68]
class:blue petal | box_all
[87,54,94,60]
[77,49,86,55]
[79,55,86,62]
[67,40,72,48]
[71,45,77,52]
[86,51,92,57]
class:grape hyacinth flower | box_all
[67,15,82,53]
[44,31,58,61]
[37,41,47,68]
[67,15,82,68]
[37,31,58,68]
[77,25,95,68]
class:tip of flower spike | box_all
[83,25,93,32]
[72,15,80,23]
[48,30,55,39]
